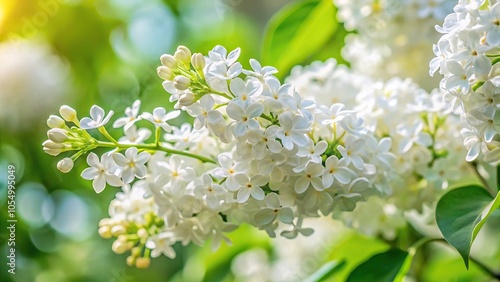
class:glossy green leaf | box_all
[303,260,346,282]
[346,248,408,282]
[435,185,500,268]
[262,0,339,78]
[497,165,500,191]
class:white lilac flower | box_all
[226,101,264,137]
[212,153,247,191]
[229,77,263,105]
[81,152,123,193]
[430,0,500,163]
[254,193,294,226]
[141,107,180,132]
[146,233,176,259]
[337,136,366,170]
[155,155,196,191]
[233,174,268,203]
[80,105,114,129]
[113,100,142,130]
[246,126,283,159]
[118,125,151,144]
[164,123,206,150]
[294,162,324,194]
[276,112,310,150]
[322,156,354,188]
[242,59,278,79]
[193,174,226,209]
[261,76,295,110]
[112,147,151,183]
[478,2,500,45]
[187,95,224,130]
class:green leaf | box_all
[262,0,339,79]
[435,185,500,268]
[496,165,500,191]
[346,248,409,282]
[303,260,346,282]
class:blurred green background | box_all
[0,0,499,281]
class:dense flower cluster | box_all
[430,0,500,164]
[334,0,455,90]
[287,58,469,238]
[43,45,399,265]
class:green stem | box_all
[212,90,234,100]
[492,57,500,66]
[154,127,161,147]
[409,238,445,255]
[98,127,118,144]
[472,81,485,91]
[95,141,216,164]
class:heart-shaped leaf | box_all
[435,185,500,268]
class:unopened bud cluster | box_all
[157,45,209,108]
[42,105,99,173]
[98,193,162,268]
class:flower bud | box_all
[131,247,142,257]
[160,54,177,68]
[48,128,69,143]
[174,75,190,90]
[57,157,74,173]
[174,45,191,64]
[99,218,112,227]
[98,226,112,238]
[135,257,151,269]
[43,140,65,150]
[47,115,66,128]
[191,53,205,71]
[111,225,126,236]
[59,105,77,122]
[118,234,128,242]
[112,240,128,254]
[137,228,148,239]
[157,66,173,81]
[126,256,136,267]
[178,91,196,107]
[42,140,66,157]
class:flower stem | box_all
[95,141,216,164]
[154,127,161,147]
[98,127,118,144]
